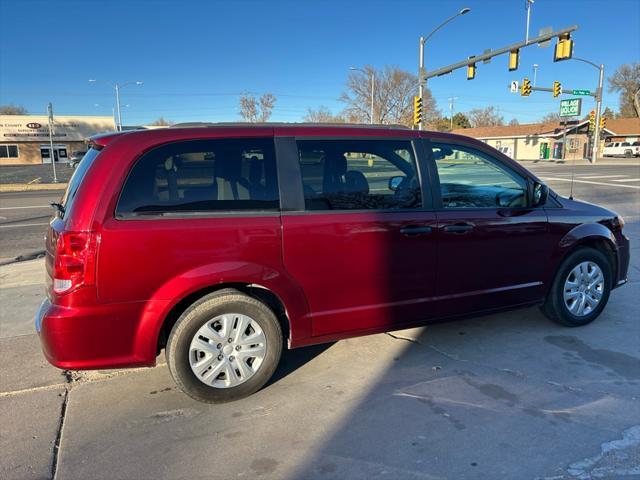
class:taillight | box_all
[53,231,99,294]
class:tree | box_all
[602,106,616,120]
[608,63,640,117]
[451,112,471,129]
[303,106,345,123]
[239,93,276,122]
[467,106,504,127]
[508,118,520,126]
[340,65,438,127]
[0,104,27,115]
[148,117,174,126]
[431,112,471,131]
[539,112,562,123]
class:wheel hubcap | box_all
[189,314,266,388]
[563,261,604,317]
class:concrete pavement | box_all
[0,163,638,480]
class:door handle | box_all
[400,225,433,236]
[443,223,474,234]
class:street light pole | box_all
[418,7,471,130]
[89,79,143,131]
[532,64,539,87]
[571,58,604,164]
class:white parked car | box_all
[603,141,640,157]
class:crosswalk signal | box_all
[554,33,574,62]
[467,56,476,80]
[520,78,532,96]
[552,81,562,98]
[413,95,423,125]
[508,49,519,71]
[588,110,596,131]
[600,116,607,130]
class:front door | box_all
[429,140,550,317]
[281,137,438,337]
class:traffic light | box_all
[520,78,532,96]
[588,110,596,131]
[413,95,423,125]
[600,116,606,130]
[467,56,476,80]
[508,49,519,71]
[552,81,562,98]
[554,33,574,62]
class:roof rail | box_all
[169,122,411,130]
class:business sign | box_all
[0,115,115,141]
[559,98,582,117]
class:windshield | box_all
[59,147,101,217]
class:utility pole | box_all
[418,7,471,130]
[47,102,58,183]
[449,97,458,130]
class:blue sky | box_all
[1,0,639,125]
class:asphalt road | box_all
[0,160,639,480]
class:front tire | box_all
[166,290,283,403]
[542,247,612,327]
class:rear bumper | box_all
[35,298,160,370]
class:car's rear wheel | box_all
[542,247,612,327]
[166,290,282,403]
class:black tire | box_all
[542,247,612,327]
[166,289,282,403]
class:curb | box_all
[0,184,67,193]
[0,250,46,267]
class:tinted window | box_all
[621,142,630,146]
[296,139,421,210]
[432,143,527,209]
[117,138,278,215]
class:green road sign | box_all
[572,89,591,96]
[560,98,582,117]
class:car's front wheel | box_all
[542,247,612,327]
[166,290,283,403]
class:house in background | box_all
[452,117,640,161]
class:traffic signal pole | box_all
[592,64,605,164]
[418,37,425,130]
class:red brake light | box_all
[53,231,99,294]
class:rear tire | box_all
[166,289,282,403]
[542,247,612,327]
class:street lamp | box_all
[418,7,471,129]
[88,79,143,131]
[570,57,605,164]
[532,64,539,87]
[349,67,375,124]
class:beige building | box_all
[0,115,115,165]
[452,118,640,161]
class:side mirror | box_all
[389,176,404,192]
[532,182,549,207]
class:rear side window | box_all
[60,147,101,217]
[117,138,278,215]
[296,139,422,211]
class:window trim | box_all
[114,137,280,219]
[0,144,19,158]
[427,138,534,211]
[287,136,431,213]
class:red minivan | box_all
[36,124,630,403]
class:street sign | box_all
[560,98,582,117]
[572,89,591,96]
[510,80,519,93]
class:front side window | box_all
[117,138,278,215]
[432,143,528,209]
[296,139,422,211]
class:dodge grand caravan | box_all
[36,124,630,403]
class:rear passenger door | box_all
[280,136,438,337]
